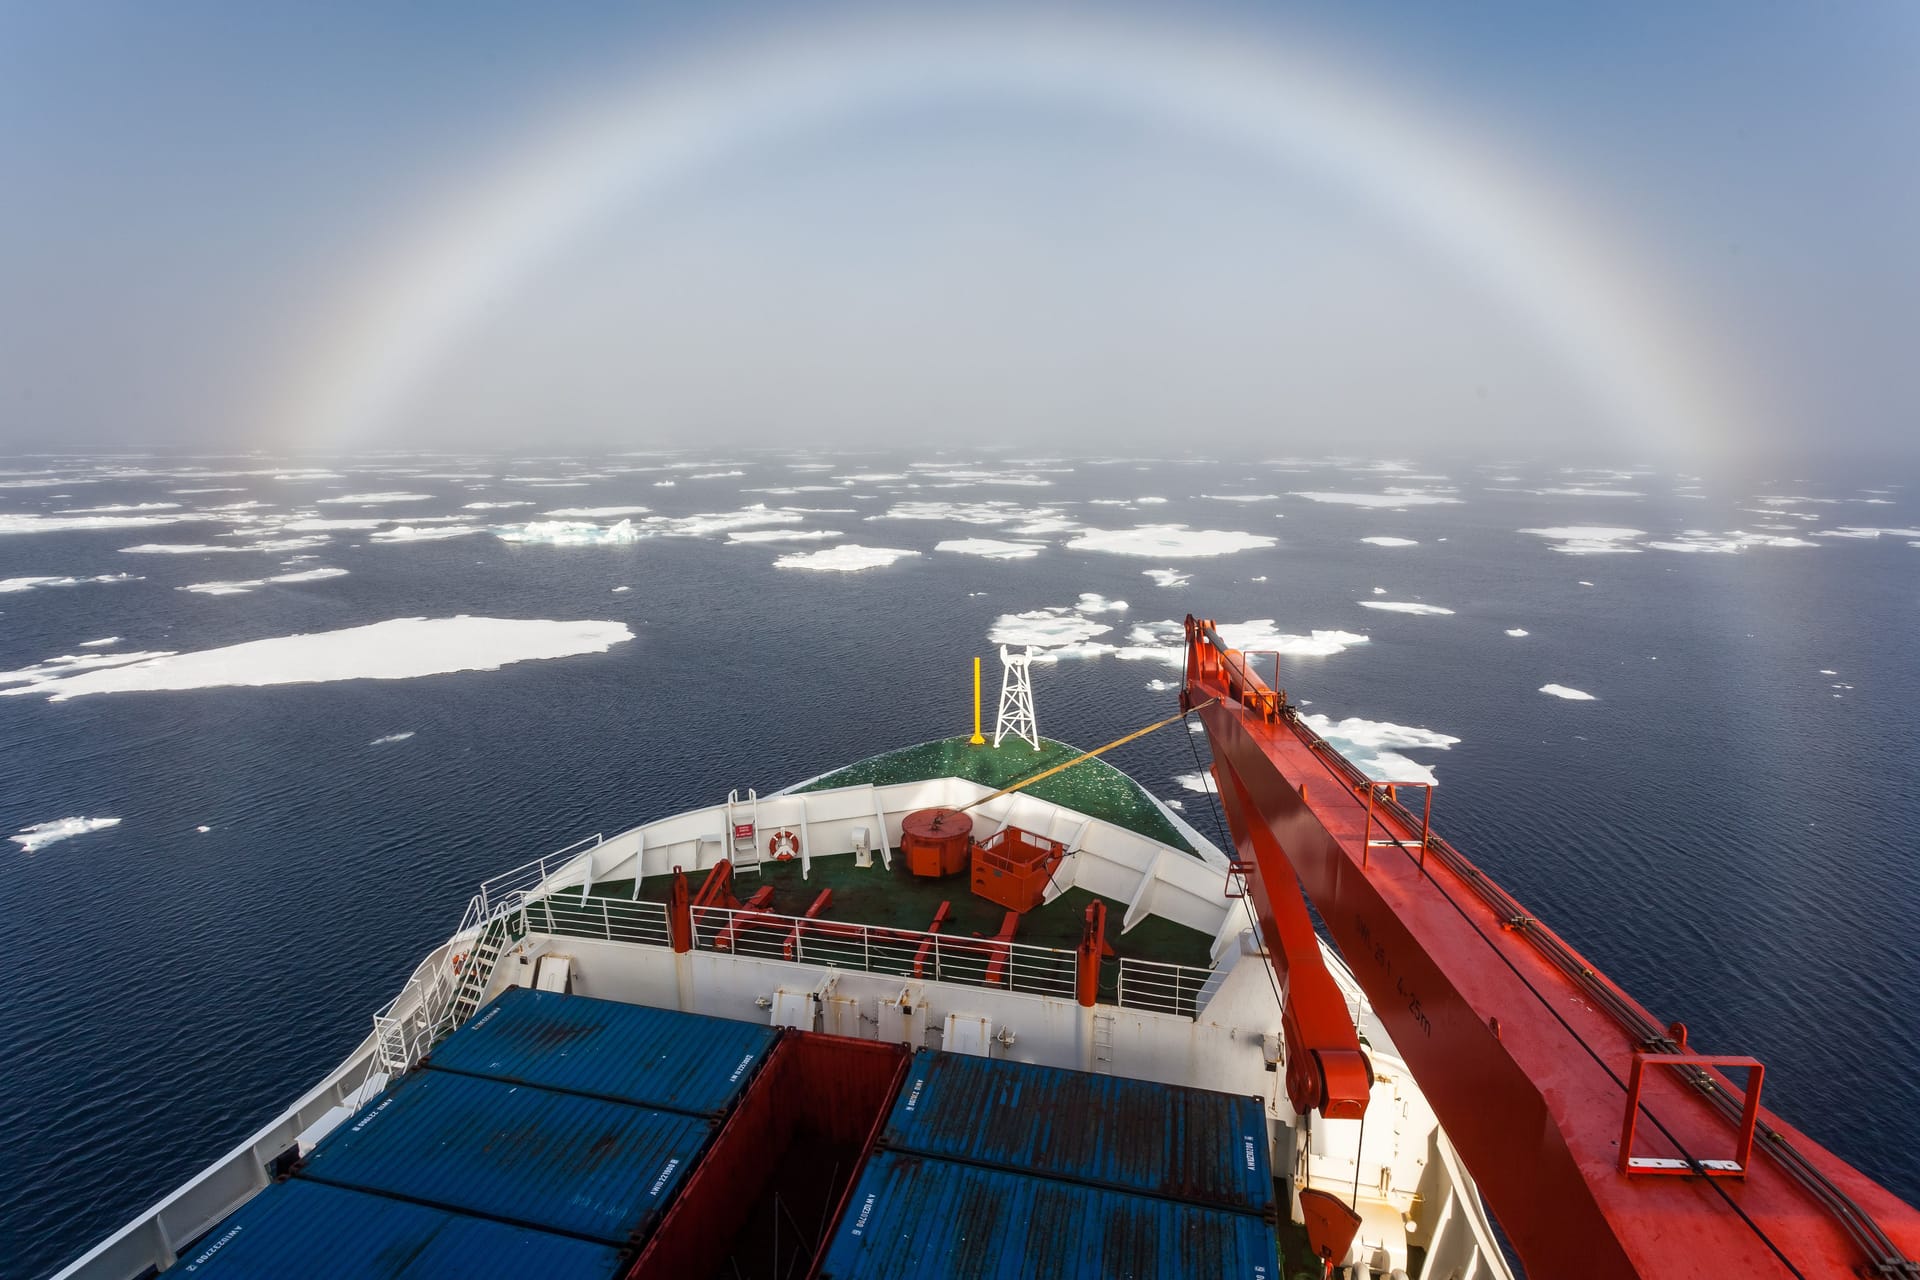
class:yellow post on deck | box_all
[969,656,986,745]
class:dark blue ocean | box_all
[2,453,1915,1278]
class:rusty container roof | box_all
[879,1050,1272,1216]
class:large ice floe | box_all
[316,492,435,504]
[1290,490,1461,508]
[1360,537,1419,548]
[727,529,842,544]
[0,512,202,534]
[772,544,919,572]
[1301,714,1461,786]
[1520,526,1646,555]
[1358,601,1455,615]
[1539,683,1596,701]
[177,568,348,596]
[542,506,651,518]
[1065,525,1275,558]
[371,524,485,542]
[0,573,141,594]
[0,617,633,701]
[1644,530,1819,553]
[935,538,1046,559]
[10,817,121,852]
[496,519,641,545]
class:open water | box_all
[2,452,1915,1278]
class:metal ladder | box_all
[727,788,762,876]
[1091,1013,1115,1075]
[443,914,509,1034]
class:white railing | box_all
[682,904,1079,999]
[478,833,603,915]
[1116,956,1210,1019]
[516,893,674,948]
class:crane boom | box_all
[1180,616,1920,1279]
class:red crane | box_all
[1179,616,1920,1278]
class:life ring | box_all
[767,829,801,861]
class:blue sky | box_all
[1,2,1914,457]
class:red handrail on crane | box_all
[1180,616,1920,1279]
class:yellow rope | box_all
[955,698,1220,814]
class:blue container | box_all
[817,1152,1280,1279]
[298,1068,711,1244]
[880,1051,1273,1215]
[174,1178,624,1279]
[428,987,776,1116]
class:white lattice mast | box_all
[992,644,1040,750]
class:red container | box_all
[627,1032,908,1280]
[970,825,1067,913]
[900,808,972,879]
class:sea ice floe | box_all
[1358,601,1455,615]
[371,525,484,542]
[727,529,843,544]
[496,519,640,546]
[1360,537,1419,547]
[1142,568,1191,588]
[463,501,533,510]
[57,502,182,514]
[1202,494,1281,502]
[0,573,141,593]
[1519,526,1646,555]
[1146,679,1177,692]
[1173,772,1215,794]
[1302,714,1461,786]
[0,616,634,701]
[370,732,415,745]
[1290,491,1460,508]
[1505,628,1529,637]
[1644,531,1818,553]
[0,513,201,534]
[79,637,121,647]
[1533,487,1643,498]
[935,538,1046,560]
[177,568,348,596]
[10,817,121,852]
[989,609,1115,652]
[1136,497,1168,505]
[663,507,804,537]
[690,470,745,479]
[542,506,651,518]
[870,500,1070,529]
[279,518,385,531]
[1078,593,1128,614]
[316,492,434,504]
[1065,525,1276,558]
[772,545,919,572]
[1539,684,1596,701]
[1813,526,1920,540]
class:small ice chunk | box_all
[316,492,434,504]
[196,825,211,833]
[1505,628,1529,638]
[370,731,415,745]
[1142,568,1191,588]
[1291,491,1460,508]
[1360,537,1419,547]
[1359,601,1455,615]
[80,636,122,647]
[1539,684,1596,701]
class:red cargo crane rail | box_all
[1179,616,1920,1279]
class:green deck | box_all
[586,852,1215,973]
[794,735,1197,855]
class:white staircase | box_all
[441,914,509,1035]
